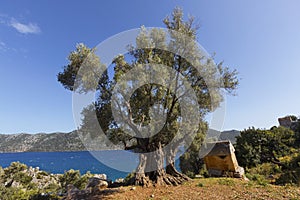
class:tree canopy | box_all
[235,126,296,168]
[57,7,239,186]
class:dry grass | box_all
[95,178,300,200]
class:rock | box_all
[66,184,80,199]
[67,184,80,194]
[233,166,245,178]
[86,177,108,191]
[87,177,100,188]
[195,175,204,179]
[150,194,155,198]
[268,174,275,179]
[4,179,13,187]
[93,174,107,180]
[130,186,136,191]
[11,181,21,188]
[66,184,90,200]
[98,180,108,189]
[208,169,222,177]
[87,177,106,188]
[115,178,124,183]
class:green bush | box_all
[38,171,49,176]
[59,169,81,192]
[275,153,300,185]
[196,182,204,187]
[2,162,28,180]
[75,171,93,190]
[247,163,281,176]
[59,169,93,192]
[14,172,33,185]
[217,178,235,186]
[184,171,195,179]
[45,182,60,191]
[0,185,40,200]
[0,162,68,199]
[246,173,268,186]
[124,172,135,185]
[275,170,300,186]
[235,127,295,168]
[198,168,209,178]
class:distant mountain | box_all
[0,131,86,153]
[206,129,240,144]
[220,130,241,144]
[0,130,240,153]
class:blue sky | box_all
[0,0,300,134]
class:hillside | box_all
[206,129,240,144]
[0,131,86,152]
[0,130,240,153]
[81,178,300,200]
[1,162,299,200]
[220,130,241,144]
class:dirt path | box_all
[93,178,300,200]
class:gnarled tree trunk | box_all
[131,143,189,186]
[134,153,151,187]
[166,147,190,184]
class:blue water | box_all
[0,151,180,181]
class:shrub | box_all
[2,162,28,180]
[14,172,33,185]
[198,168,209,178]
[76,171,93,190]
[38,171,49,176]
[124,172,135,185]
[217,178,235,186]
[184,171,195,179]
[196,182,204,187]
[247,163,281,176]
[59,169,81,191]
[59,169,93,192]
[0,185,40,200]
[275,170,300,186]
[246,173,268,186]
[45,182,60,191]
[275,153,300,185]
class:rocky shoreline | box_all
[0,162,125,200]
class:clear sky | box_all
[0,0,300,134]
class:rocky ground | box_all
[77,178,300,200]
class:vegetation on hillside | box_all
[1,162,300,200]
[0,162,95,200]
[235,116,300,186]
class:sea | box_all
[0,151,180,181]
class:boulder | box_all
[86,177,108,191]
[233,166,245,178]
[130,186,136,191]
[86,177,100,188]
[66,184,80,199]
[98,180,108,189]
[66,184,90,200]
[115,178,124,183]
[4,179,13,187]
[93,174,107,180]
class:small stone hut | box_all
[203,140,244,178]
